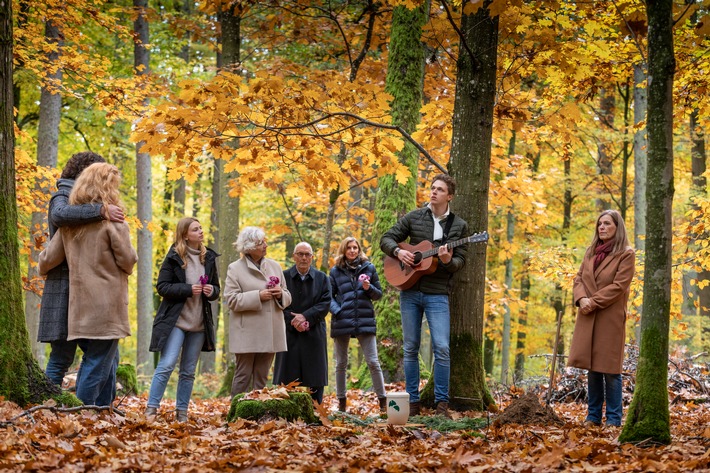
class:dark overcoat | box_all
[38,178,103,342]
[328,261,382,338]
[273,266,331,387]
[568,247,635,374]
[149,246,221,352]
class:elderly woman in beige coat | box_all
[224,226,292,395]
[39,163,137,406]
[568,209,635,427]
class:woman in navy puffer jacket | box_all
[329,237,387,413]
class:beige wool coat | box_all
[224,257,292,354]
[568,247,635,374]
[38,221,137,340]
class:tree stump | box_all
[227,391,318,424]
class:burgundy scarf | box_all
[593,240,614,270]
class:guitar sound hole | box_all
[412,253,422,265]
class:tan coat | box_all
[224,257,292,354]
[568,247,635,374]
[38,221,137,340]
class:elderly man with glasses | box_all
[273,242,331,403]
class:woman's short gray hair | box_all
[235,226,266,254]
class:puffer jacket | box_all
[380,205,468,294]
[329,261,382,338]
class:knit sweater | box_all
[176,246,205,332]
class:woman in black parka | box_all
[145,217,220,422]
[329,236,386,413]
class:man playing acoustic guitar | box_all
[380,174,468,419]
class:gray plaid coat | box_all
[37,178,103,342]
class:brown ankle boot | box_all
[176,409,188,423]
[338,398,347,412]
[409,401,420,417]
[378,397,387,414]
[435,401,450,418]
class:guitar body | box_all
[383,241,439,291]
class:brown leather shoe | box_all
[409,401,420,417]
[435,401,451,418]
[338,398,347,412]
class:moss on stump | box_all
[116,363,137,396]
[227,391,319,424]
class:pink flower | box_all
[358,274,370,282]
[199,274,209,285]
[266,276,280,289]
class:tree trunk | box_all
[633,63,648,251]
[596,88,614,212]
[134,0,154,379]
[501,210,514,384]
[619,0,675,445]
[514,257,530,382]
[690,110,709,346]
[0,0,60,406]
[445,2,498,411]
[633,63,648,342]
[370,0,429,383]
[200,161,221,374]
[501,132,517,384]
[215,6,243,383]
[26,19,63,368]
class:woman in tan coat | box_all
[39,163,137,406]
[568,209,635,427]
[224,226,292,395]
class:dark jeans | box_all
[45,340,79,386]
[76,339,119,406]
[587,371,622,426]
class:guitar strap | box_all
[442,213,455,244]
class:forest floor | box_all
[0,380,708,472]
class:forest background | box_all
[11,0,710,401]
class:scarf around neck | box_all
[593,240,614,270]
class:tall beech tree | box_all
[134,0,154,378]
[619,0,675,445]
[370,0,430,382]
[0,0,60,406]
[25,17,62,367]
[444,0,498,410]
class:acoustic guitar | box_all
[383,232,489,290]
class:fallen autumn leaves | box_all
[1,389,708,472]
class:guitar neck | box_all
[420,236,473,259]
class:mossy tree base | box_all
[116,363,137,396]
[227,392,319,424]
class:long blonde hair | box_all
[69,163,122,207]
[66,163,122,239]
[334,236,369,268]
[584,209,632,258]
[173,217,206,268]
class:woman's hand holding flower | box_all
[191,284,203,296]
[359,273,371,290]
[202,284,213,297]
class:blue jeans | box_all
[147,327,205,411]
[400,291,450,404]
[587,371,622,426]
[45,340,79,386]
[76,339,119,406]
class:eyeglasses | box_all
[294,252,313,258]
